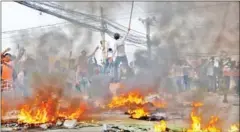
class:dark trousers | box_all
[208,75,216,92]
[114,56,129,81]
[183,75,190,90]
[104,58,114,73]
[234,77,239,95]
[223,76,230,90]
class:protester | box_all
[113,29,130,81]
[104,48,114,76]
[1,48,24,91]
[17,64,28,97]
[233,61,239,95]
[206,57,216,92]
[172,62,183,93]
[75,47,99,95]
[182,61,190,91]
[222,57,232,90]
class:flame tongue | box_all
[18,96,59,124]
[16,82,88,124]
[128,108,149,119]
[154,120,167,132]
[229,124,239,132]
[108,91,145,109]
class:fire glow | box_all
[154,120,167,132]
[108,90,145,109]
[107,89,167,119]
[15,83,88,124]
[128,107,149,119]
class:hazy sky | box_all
[2,2,146,61]
[2,2,65,52]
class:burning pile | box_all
[107,89,167,120]
[153,102,239,132]
[2,75,90,125]
[187,102,221,132]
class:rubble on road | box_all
[56,120,63,126]
[63,119,77,128]
[40,123,52,129]
[102,124,151,132]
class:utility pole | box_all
[139,17,156,59]
[100,6,107,61]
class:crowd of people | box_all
[167,56,239,94]
[1,30,239,98]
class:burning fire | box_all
[187,102,221,132]
[152,99,167,108]
[18,97,57,124]
[154,120,167,132]
[128,107,149,119]
[108,91,145,109]
[229,124,239,132]
[16,79,89,124]
[17,97,88,124]
[204,116,220,132]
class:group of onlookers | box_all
[167,56,239,94]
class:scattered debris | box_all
[103,124,151,132]
[40,123,51,129]
[63,119,77,129]
[1,127,14,131]
[56,120,63,126]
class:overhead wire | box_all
[2,2,227,35]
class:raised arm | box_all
[88,46,99,58]
[1,48,11,56]
[119,29,130,47]
[15,48,25,63]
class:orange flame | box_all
[16,82,88,124]
[128,107,149,119]
[154,120,167,132]
[108,91,145,109]
[204,116,220,132]
[229,123,239,132]
[152,99,167,108]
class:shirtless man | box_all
[113,29,130,81]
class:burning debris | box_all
[107,89,168,121]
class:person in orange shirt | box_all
[1,48,25,91]
[1,53,14,90]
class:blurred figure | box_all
[104,47,114,76]
[233,62,239,95]
[17,64,28,97]
[172,61,183,93]
[214,57,221,90]
[1,48,24,90]
[182,61,190,91]
[75,47,99,95]
[207,57,216,92]
[222,57,232,90]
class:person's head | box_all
[227,57,231,62]
[3,53,12,62]
[81,50,87,56]
[108,48,113,52]
[114,33,120,40]
[210,56,214,61]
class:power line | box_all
[2,2,227,35]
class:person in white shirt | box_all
[113,29,130,81]
[104,48,114,74]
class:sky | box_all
[2,2,65,53]
[2,2,146,61]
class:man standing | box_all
[207,57,216,92]
[113,29,130,81]
[75,46,99,95]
